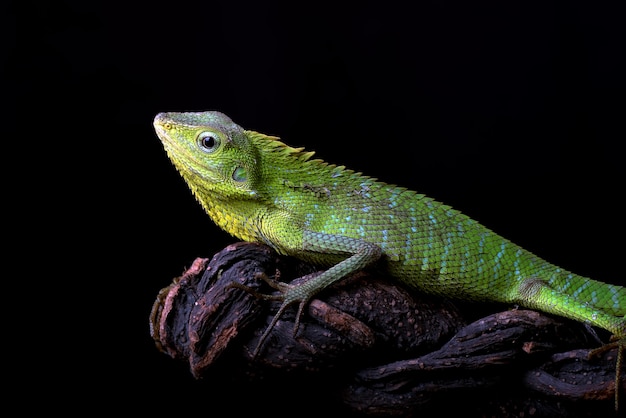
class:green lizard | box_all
[153,110,625,409]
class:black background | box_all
[5,0,625,416]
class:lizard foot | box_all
[228,272,314,358]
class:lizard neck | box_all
[201,196,265,243]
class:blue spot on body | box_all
[478,233,486,250]
[477,257,485,275]
[561,274,575,291]
[388,190,401,208]
[610,285,623,309]
[573,281,591,299]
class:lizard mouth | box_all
[154,124,223,185]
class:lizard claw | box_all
[228,272,313,358]
[251,294,309,358]
[228,272,287,302]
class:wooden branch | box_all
[149,242,623,417]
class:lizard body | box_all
[153,111,624,407]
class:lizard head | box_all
[153,111,260,202]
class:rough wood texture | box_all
[150,242,623,417]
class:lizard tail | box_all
[546,274,625,318]
[516,277,625,337]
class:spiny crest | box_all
[245,129,467,216]
[245,130,316,161]
[245,130,367,180]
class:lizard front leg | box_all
[231,230,382,357]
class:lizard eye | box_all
[197,132,221,153]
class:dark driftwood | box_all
[150,242,623,417]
